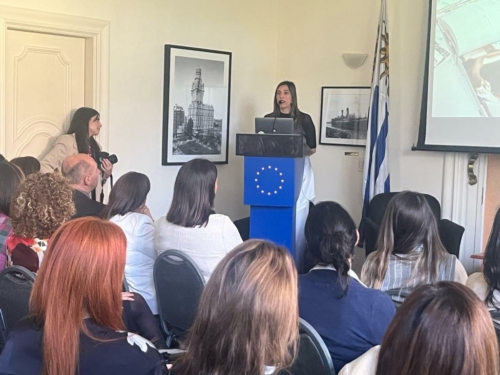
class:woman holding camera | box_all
[40,107,114,178]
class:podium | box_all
[236,133,304,260]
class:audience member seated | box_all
[299,202,396,373]
[171,240,298,375]
[0,217,166,374]
[61,154,105,218]
[155,158,242,281]
[467,207,500,308]
[0,161,24,270]
[0,154,5,162]
[10,156,40,176]
[339,282,499,375]
[7,172,75,272]
[102,172,158,315]
[361,191,467,291]
[122,291,167,350]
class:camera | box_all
[98,151,118,167]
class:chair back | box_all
[154,250,205,341]
[0,266,36,343]
[364,192,462,257]
[385,288,413,309]
[288,318,335,375]
[368,192,441,226]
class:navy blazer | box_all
[298,269,395,373]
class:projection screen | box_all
[416,0,500,153]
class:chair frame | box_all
[288,318,335,375]
[0,265,36,351]
[153,250,205,348]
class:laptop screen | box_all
[255,117,294,135]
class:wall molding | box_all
[442,152,487,272]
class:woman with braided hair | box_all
[298,201,395,373]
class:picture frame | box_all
[319,86,371,147]
[162,45,232,165]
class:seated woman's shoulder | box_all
[339,345,380,375]
[208,213,231,222]
[466,272,487,289]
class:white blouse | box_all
[155,214,243,281]
[111,212,158,314]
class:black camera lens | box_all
[107,154,118,164]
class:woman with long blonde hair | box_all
[0,217,165,375]
[361,191,467,291]
[172,240,299,375]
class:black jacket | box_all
[71,189,105,219]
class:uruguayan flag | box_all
[362,0,390,218]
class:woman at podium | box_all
[265,81,316,271]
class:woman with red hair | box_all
[0,217,166,375]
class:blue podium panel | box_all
[243,156,304,263]
[250,206,296,258]
[244,157,304,207]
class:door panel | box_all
[5,30,85,159]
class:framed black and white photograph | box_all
[162,45,232,165]
[319,86,371,147]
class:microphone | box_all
[271,117,278,133]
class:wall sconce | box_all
[342,53,368,69]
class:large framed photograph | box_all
[319,86,371,147]
[162,45,232,165]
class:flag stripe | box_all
[362,0,390,223]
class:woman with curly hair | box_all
[7,172,75,272]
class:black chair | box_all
[154,250,205,348]
[287,318,335,375]
[234,217,250,241]
[385,288,413,309]
[0,266,36,350]
[362,192,465,258]
[490,310,500,348]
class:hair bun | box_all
[328,231,345,243]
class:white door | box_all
[5,29,85,159]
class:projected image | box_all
[432,0,500,118]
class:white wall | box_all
[275,0,447,225]
[0,0,449,224]
[0,0,279,220]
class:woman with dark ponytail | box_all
[298,202,395,373]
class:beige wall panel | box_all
[5,30,85,159]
